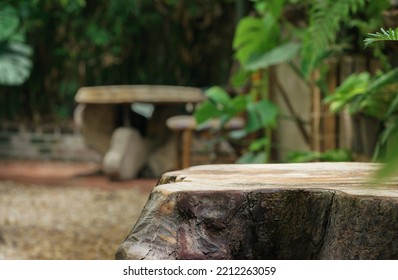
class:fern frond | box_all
[301,0,368,77]
[364,27,398,47]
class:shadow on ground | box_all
[0,160,156,260]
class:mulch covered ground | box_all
[0,160,156,260]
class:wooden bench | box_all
[116,162,398,260]
[166,115,245,170]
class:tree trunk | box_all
[116,162,398,260]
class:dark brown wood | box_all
[166,115,245,169]
[166,115,197,170]
[323,59,338,150]
[116,163,398,260]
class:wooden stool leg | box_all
[175,131,182,170]
[181,129,193,169]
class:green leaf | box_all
[244,42,300,71]
[251,0,287,18]
[324,72,370,113]
[230,67,249,89]
[253,99,278,127]
[205,86,231,107]
[368,67,398,93]
[233,17,262,49]
[0,42,32,85]
[266,0,287,19]
[374,130,398,181]
[245,99,278,132]
[193,101,221,125]
[320,149,352,161]
[194,87,247,128]
[233,14,279,65]
[386,93,398,119]
[248,138,269,152]
[301,0,366,76]
[364,27,398,47]
[286,149,352,163]
[246,103,262,132]
[286,150,320,163]
[375,119,398,158]
[228,95,248,114]
[237,151,266,164]
[0,5,19,41]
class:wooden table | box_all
[74,85,205,180]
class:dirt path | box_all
[0,160,156,259]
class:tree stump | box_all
[116,163,398,260]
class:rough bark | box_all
[116,162,398,260]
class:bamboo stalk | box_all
[323,59,338,150]
[311,69,322,152]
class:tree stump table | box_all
[116,162,398,260]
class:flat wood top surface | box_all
[157,162,398,198]
[75,85,205,104]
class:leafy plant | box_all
[0,4,32,86]
[324,66,398,163]
[364,27,398,47]
[194,86,278,163]
[325,69,398,121]
[364,27,398,179]
[194,0,393,163]
[194,0,304,163]
[300,0,390,77]
[286,149,352,163]
[0,0,238,121]
[232,0,301,72]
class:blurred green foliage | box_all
[363,27,398,180]
[194,0,394,163]
[0,4,32,86]
[286,149,352,163]
[0,0,237,122]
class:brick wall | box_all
[0,122,101,161]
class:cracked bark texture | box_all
[116,163,398,260]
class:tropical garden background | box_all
[4,0,398,261]
[2,0,398,171]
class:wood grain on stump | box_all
[116,163,398,260]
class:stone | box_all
[102,127,149,180]
[116,162,398,260]
[146,136,177,178]
[73,104,117,156]
[74,102,181,179]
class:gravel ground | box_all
[0,161,154,260]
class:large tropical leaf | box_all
[0,42,33,85]
[244,42,300,71]
[233,14,279,65]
